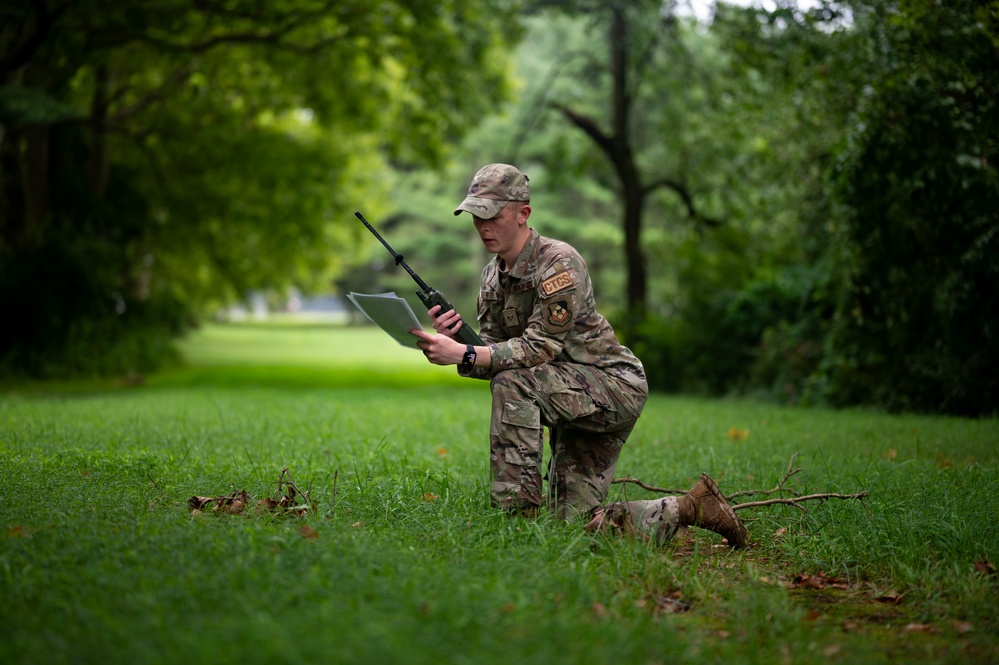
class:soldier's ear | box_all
[518,204,531,225]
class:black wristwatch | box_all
[461,344,477,367]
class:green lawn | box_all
[1,322,997,664]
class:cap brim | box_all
[453,197,508,219]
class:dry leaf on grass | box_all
[187,468,314,518]
[727,427,749,441]
[652,595,691,615]
[874,590,904,604]
[952,620,974,634]
[189,496,214,511]
[974,560,996,577]
[790,572,850,590]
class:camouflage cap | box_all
[454,163,530,218]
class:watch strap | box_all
[462,344,476,367]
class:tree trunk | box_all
[621,170,646,315]
[20,125,49,245]
[610,4,646,316]
[554,4,682,321]
[88,64,110,197]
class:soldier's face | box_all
[473,202,530,264]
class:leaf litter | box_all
[188,468,313,518]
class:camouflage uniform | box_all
[445,164,745,547]
[458,228,648,518]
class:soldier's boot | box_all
[675,473,749,548]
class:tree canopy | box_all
[0,0,522,376]
[823,0,999,414]
[374,0,998,416]
[2,0,995,416]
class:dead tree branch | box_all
[726,452,803,499]
[611,452,868,514]
[733,492,870,513]
[610,477,686,495]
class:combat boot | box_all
[676,473,749,548]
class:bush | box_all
[638,265,829,401]
[0,238,186,379]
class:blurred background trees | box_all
[2,0,996,416]
[0,0,520,376]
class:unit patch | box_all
[540,270,573,297]
[547,300,572,327]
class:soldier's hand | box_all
[409,328,464,366]
[428,304,464,339]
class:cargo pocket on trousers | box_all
[501,399,541,429]
[500,399,541,466]
[549,388,601,423]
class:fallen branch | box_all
[727,452,803,499]
[610,477,687,495]
[733,491,870,512]
[612,452,868,514]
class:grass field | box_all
[2,322,997,664]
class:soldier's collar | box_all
[505,228,539,279]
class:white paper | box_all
[346,292,424,349]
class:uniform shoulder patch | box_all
[547,300,572,327]
[540,270,574,297]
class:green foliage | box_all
[820,0,999,415]
[0,85,76,127]
[629,1,864,403]
[366,0,999,417]
[626,1,998,416]
[7,0,995,417]
[0,0,523,379]
[637,261,831,401]
[451,4,857,402]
